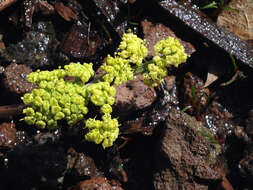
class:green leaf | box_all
[200,1,218,10]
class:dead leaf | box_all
[54,2,78,22]
[203,72,218,88]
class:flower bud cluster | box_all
[85,114,119,149]
[84,82,119,148]
[143,37,188,86]
[118,32,148,66]
[22,62,93,129]
[101,32,148,85]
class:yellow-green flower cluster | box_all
[101,55,133,85]
[143,37,188,86]
[22,62,94,129]
[153,37,187,67]
[85,82,119,148]
[118,32,148,65]
[86,81,116,112]
[101,32,148,85]
[85,114,119,149]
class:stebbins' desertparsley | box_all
[21,32,188,148]
[143,37,188,86]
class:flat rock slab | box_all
[157,0,253,67]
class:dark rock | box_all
[245,109,253,137]
[34,131,60,145]
[141,20,195,57]
[0,104,25,119]
[0,22,58,68]
[0,65,4,74]
[60,23,103,59]
[153,107,222,190]
[68,176,124,190]
[157,0,253,67]
[239,151,253,181]
[81,0,128,38]
[0,122,16,148]
[66,147,100,178]
[1,142,67,189]
[3,62,36,95]
[121,76,177,136]
[23,0,54,28]
[114,74,157,119]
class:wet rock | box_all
[23,0,54,28]
[66,148,100,178]
[179,71,235,144]
[34,131,60,145]
[60,23,103,59]
[153,107,222,190]
[121,76,177,136]
[0,22,58,68]
[3,62,36,95]
[141,20,195,57]
[1,142,67,189]
[81,0,128,38]
[114,74,157,119]
[156,0,253,67]
[0,122,16,148]
[68,176,124,190]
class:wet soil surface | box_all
[0,0,253,190]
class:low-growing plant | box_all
[21,32,189,148]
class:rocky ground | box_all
[0,0,253,190]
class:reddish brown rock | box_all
[81,0,128,37]
[60,24,102,59]
[141,20,195,57]
[121,76,177,136]
[68,176,124,190]
[0,23,58,68]
[3,63,36,95]
[114,74,157,118]
[66,148,100,178]
[0,122,16,148]
[153,107,222,190]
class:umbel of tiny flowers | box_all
[142,37,188,86]
[21,62,119,148]
[101,32,188,87]
[21,32,188,149]
[101,31,148,85]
